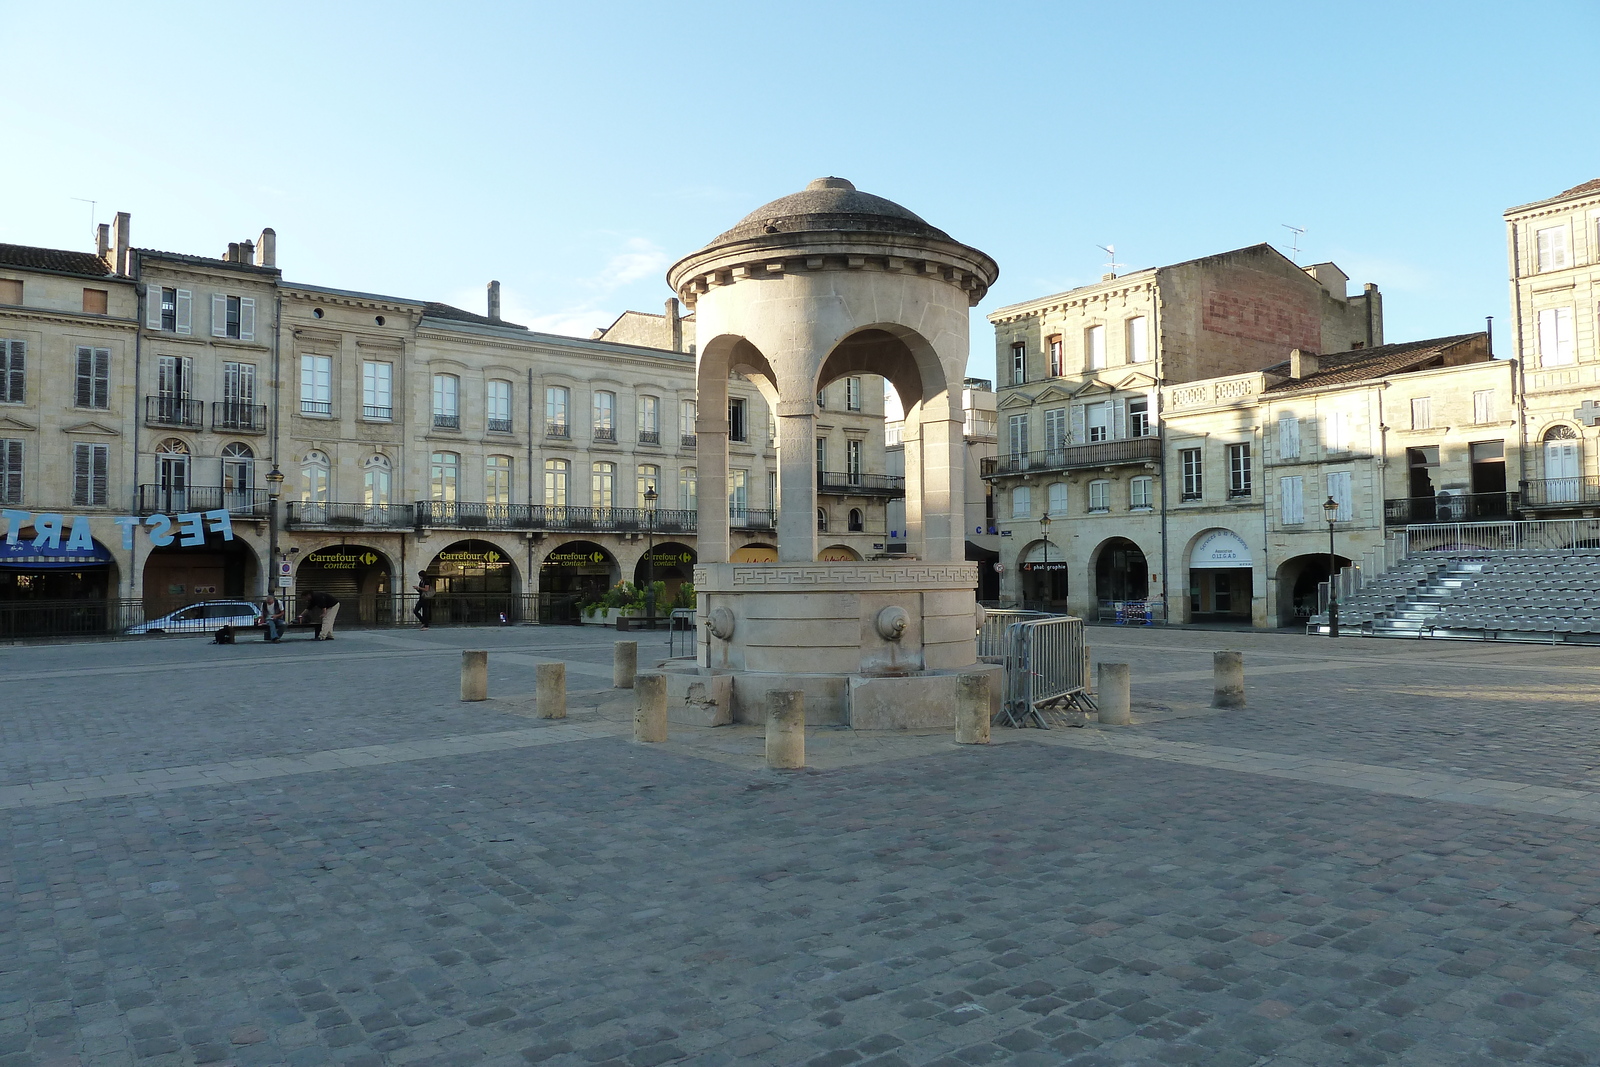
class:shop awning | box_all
[0,540,115,569]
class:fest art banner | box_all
[0,507,237,555]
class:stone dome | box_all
[709,177,953,246]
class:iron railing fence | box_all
[285,501,417,528]
[1521,477,1600,508]
[1398,518,1600,556]
[817,471,906,494]
[987,436,1161,477]
[1383,492,1517,525]
[137,485,270,516]
[997,615,1095,727]
[977,608,1055,660]
[212,401,268,432]
[411,502,699,533]
[145,395,203,427]
[1096,599,1168,625]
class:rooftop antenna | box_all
[71,198,98,237]
[1281,224,1305,264]
[1097,244,1124,278]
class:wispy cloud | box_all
[583,237,669,294]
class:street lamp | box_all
[1039,511,1052,609]
[644,483,658,630]
[265,465,284,597]
[1322,494,1340,638]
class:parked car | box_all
[126,600,262,635]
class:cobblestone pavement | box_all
[3,626,1600,1067]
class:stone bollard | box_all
[1213,650,1245,708]
[460,650,488,702]
[766,691,805,769]
[1098,663,1131,725]
[634,672,667,743]
[955,672,991,745]
[614,640,637,689]
[536,662,566,720]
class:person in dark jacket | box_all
[305,590,340,640]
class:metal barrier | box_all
[996,615,1096,728]
[667,608,697,658]
[977,608,1053,660]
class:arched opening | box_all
[142,534,259,620]
[817,507,828,532]
[1093,537,1149,620]
[731,542,777,563]
[1276,553,1352,627]
[152,438,191,512]
[632,542,696,609]
[539,540,616,623]
[966,540,999,603]
[818,544,861,562]
[427,539,521,624]
[0,528,119,637]
[848,507,864,532]
[1020,538,1067,610]
[1187,528,1253,622]
[221,442,255,510]
[295,545,393,625]
[1543,424,1581,503]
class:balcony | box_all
[300,399,332,416]
[137,485,269,517]
[680,433,697,448]
[547,422,570,439]
[212,402,267,433]
[817,471,905,496]
[1520,478,1600,510]
[363,405,392,421]
[487,418,513,434]
[433,413,460,430]
[964,413,998,441]
[987,436,1161,477]
[146,396,203,428]
[413,502,698,534]
[593,426,616,442]
[729,508,776,532]
[639,430,660,445]
[286,501,416,529]
[1383,492,1518,525]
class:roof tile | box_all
[0,243,112,277]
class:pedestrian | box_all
[262,592,286,642]
[413,571,435,630]
[304,589,340,640]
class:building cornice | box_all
[986,273,1158,324]
[0,305,138,331]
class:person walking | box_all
[262,593,286,642]
[305,589,340,640]
[413,571,435,630]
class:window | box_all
[544,458,569,506]
[429,452,459,502]
[72,443,108,506]
[1410,397,1432,431]
[1044,408,1067,451]
[1327,470,1353,521]
[1086,325,1105,370]
[1008,413,1029,459]
[637,464,659,506]
[591,461,615,507]
[363,454,391,507]
[300,355,332,415]
[218,361,257,429]
[1047,482,1067,516]
[1130,475,1153,510]
[1280,475,1304,524]
[592,390,616,441]
[679,467,697,511]
[1228,442,1252,498]
[728,468,748,518]
[221,443,253,509]
[1539,307,1575,366]
[155,354,195,425]
[1048,337,1063,377]
[1129,396,1150,437]
[155,439,189,501]
[846,439,863,485]
[848,507,864,532]
[486,455,512,506]
[0,438,20,504]
[432,374,460,429]
[728,398,746,442]
[1277,415,1301,459]
[148,285,192,334]
[211,294,254,341]
[817,386,826,409]
[1,339,22,403]
[301,450,330,504]
[1473,390,1494,425]
[817,507,828,532]
[1536,225,1570,272]
[362,361,393,420]
[1088,480,1110,513]
[846,377,862,411]
[82,288,108,314]
[0,280,20,305]
[680,399,697,445]
[1324,410,1350,453]
[768,470,778,507]
[75,346,110,409]
[546,385,570,436]
[1126,316,1149,363]
[1180,447,1203,500]
[1011,342,1026,385]
[815,436,826,474]
[638,394,660,443]
[1087,402,1110,442]
[487,379,512,433]
[1011,485,1032,519]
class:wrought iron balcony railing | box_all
[137,485,269,517]
[593,426,616,442]
[487,417,513,434]
[145,396,203,428]
[988,435,1161,477]
[638,430,660,445]
[286,501,417,528]
[412,502,699,534]
[1520,478,1600,509]
[1384,492,1519,525]
[817,471,906,496]
[212,401,267,432]
[433,413,460,430]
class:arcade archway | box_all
[0,530,120,637]
[1187,528,1253,622]
[818,544,862,562]
[540,540,617,623]
[1020,538,1067,610]
[632,542,695,606]
[1276,553,1351,626]
[296,545,393,625]
[1093,537,1149,603]
[426,539,521,625]
[731,543,777,563]
[142,535,258,617]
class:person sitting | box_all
[262,594,286,642]
[212,624,235,645]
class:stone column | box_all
[776,400,817,563]
[901,411,923,557]
[460,650,488,701]
[614,640,637,689]
[635,672,667,742]
[1097,663,1131,725]
[919,406,964,563]
[1213,650,1245,708]
[697,420,729,565]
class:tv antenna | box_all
[71,198,98,235]
[1097,244,1125,277]
[1281,224,1305,263]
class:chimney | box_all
[226,242,240,263]
[256,228,276,268]
[239,239,254,265]
[111,212,130,276]
[1289,348,1319,380]
[95,223,110,263]
[665,297,682,352]
[487,280,502,321]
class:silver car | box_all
[126,600,263,635]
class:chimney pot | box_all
[257,228,276,268]
[487,280,502,321]
[110,212,130,276]
[1289,348,1319,380]
[240,239,254,264]
[96,223,110,262]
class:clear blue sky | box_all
[3,1,1595,379]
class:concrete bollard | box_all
[536,662,566,720]
[1098,663,1131,725]
[460,650,488,702]
[955,672,991,745]
[634,672,667,743]
[1213,650,1245,708]
[614,640,637,689]
[766,691,805,769]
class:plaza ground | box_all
[3,625,1600,1066]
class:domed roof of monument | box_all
[710,177,953,246]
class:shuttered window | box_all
[1044,408,1066,451]
[1280,475,1304,524]
[0,438,20,503]
[211,294,255,340]
[75,346,110,409]
[1,339,23,403]
[1277,416,1300,459]
[1539,308,1575,367]
[73,443,109,506]
[1327,470,1353,521]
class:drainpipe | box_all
[130,253,143,601]
[1509,223,1530,500]
[1153,281,1170,624]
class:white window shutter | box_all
[239,297,255,341]
[211,294,227,337]
[146,285,163,329]
[181,356,193,397]
[175,289,192,335]
[1069,405,1085,445]
[1112,399,1126,440]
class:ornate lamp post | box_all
[265,465,284,597]
[644,483,658,629]
[1323,494,1340,638]
[1039,511,1051,609]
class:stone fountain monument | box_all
[664,177,999,728]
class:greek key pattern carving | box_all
[695,564,977,589]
